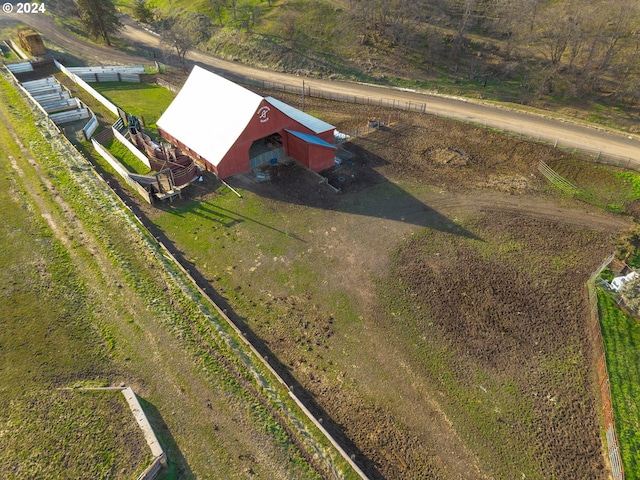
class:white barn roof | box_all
[265,97,334,134]
[156,65,263,167]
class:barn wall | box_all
[317,130,334,144]
[217,100,339,178]
[161,99,336,179]
[308,144,336,172]
[283,132,336,172]
[158,128,217,174]
[286,133,311,166]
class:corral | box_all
[5,58,640,478]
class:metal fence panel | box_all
[49,108,90,125]
[6,62,33,73]
[33,91,72,103]
[40,98,80,113]
[250,147,285,169]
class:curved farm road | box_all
[3,11,640,165]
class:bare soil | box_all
[139,94,634,479]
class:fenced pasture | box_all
[1,68,364,480]
[588,257,625,480]
[102,136,151,175]
[539,159,640,215]
[91,81,176,131]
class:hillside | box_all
[116,0,640,132]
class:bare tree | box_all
[449,0,477,68]
[161,11,212,70]
[580,1,639,93]
[348,0,374,44]
[229,0,238,21]
[209,0,228,26]
[238,3,262,33]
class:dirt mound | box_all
[425,146,469,166]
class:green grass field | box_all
[103,137,152,174]
[598,291,640,479]
[92,82,175,132]
[0,77,149,478]
[547,158,640,213]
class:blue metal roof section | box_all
[265,96,334,134]
[286,130,337,149]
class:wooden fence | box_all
[55,59,119,116]
[153,76,181,93]
[112,125,152,169]
[63,386,166,480]
[587,254,624,480]
[91,137,152,204]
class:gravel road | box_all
[3,11,640,166]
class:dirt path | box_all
[425,190,632,232]
[3,12,640,165]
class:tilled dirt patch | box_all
[386,213,612,478]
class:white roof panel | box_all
[157,65,263,166]
[265,97,334,134]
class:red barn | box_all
[157,66,336,179]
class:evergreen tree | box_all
[132,0,154,24]
[76,0,122,46]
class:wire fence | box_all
[537,160,580,195]
[587,254,625,480]
[152,69,640,171]
[213,72,640,171]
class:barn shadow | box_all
[166,200,306,242]
[123,202,384,479]
[226,140,481,241]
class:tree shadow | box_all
[43,47,87,69]
[137,396,194,480]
